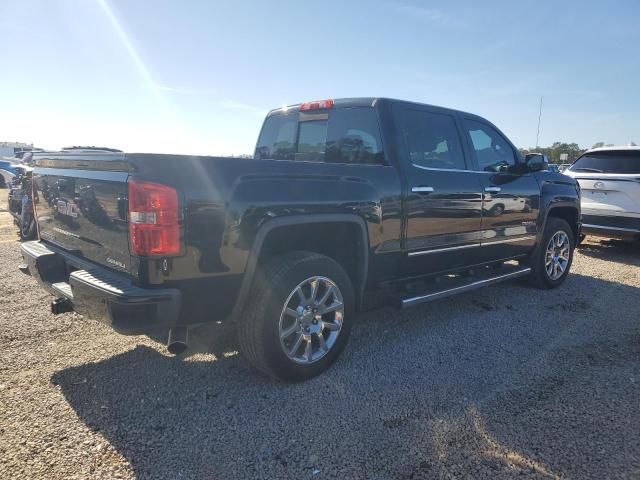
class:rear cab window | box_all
[255,107,385,165]
[296,116,328,162]
[569,151,640,174]
[254,114,297,160]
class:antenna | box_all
[535,96,543,148]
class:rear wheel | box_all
[528,217,574,288]
[238,251,354,381]
[489,203,504,217]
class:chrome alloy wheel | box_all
[545,231,570,280]
[278,276,344,364]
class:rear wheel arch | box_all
[238,250,355,381]
[230,214,369,320]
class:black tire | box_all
[238,251,354,382]
[489,204,504,217]
[528,217,574,289]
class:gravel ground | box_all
[1,194,639,479]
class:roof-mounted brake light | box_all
[299,99,334,111]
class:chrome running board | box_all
[400,266,531,308]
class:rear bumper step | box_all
[20,241,181,334]
[400,265,531,308]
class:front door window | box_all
[464,119,516,172]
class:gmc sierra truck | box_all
[20,97,581,381]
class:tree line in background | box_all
[519,141,637,164]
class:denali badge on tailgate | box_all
[106,257,127,269]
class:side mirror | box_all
[525,153,549,172]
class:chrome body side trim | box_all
[408,243,480,256]
[408,235,537,256]
[411,163,493,174]
[481,235,537,246]
[411,186,434,193]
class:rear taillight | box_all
[299,99,334,111]
[128,179,180,256]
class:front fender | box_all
[536,173,581,240]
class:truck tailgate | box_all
[32,153,134,276]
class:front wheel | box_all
[238,251,354,381]
[528,217,574,289]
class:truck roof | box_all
[267,97,484,121]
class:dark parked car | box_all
[7,165,37,239]
[20,97,581,381]
[0,160,18,188]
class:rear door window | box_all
[399,109,467,170]
[569,152,640,174]
[325,108,384,164]
[255,107,384,164]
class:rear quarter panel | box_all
[127,154,403,320]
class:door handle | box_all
[412,186,434,193]
[484,186,501,193]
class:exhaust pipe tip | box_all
[167,340,188,356]
[167,326,189,355]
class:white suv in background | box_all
[564,146,640,240]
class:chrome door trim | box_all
[411,163,492,174]
[481,235,537,246]
[407,232,536,257]
[411,186,434,193]
[408,243,481,256]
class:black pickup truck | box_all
[20,97,580,381]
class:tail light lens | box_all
[128,179,180,256]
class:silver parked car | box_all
[564,146,640,240]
